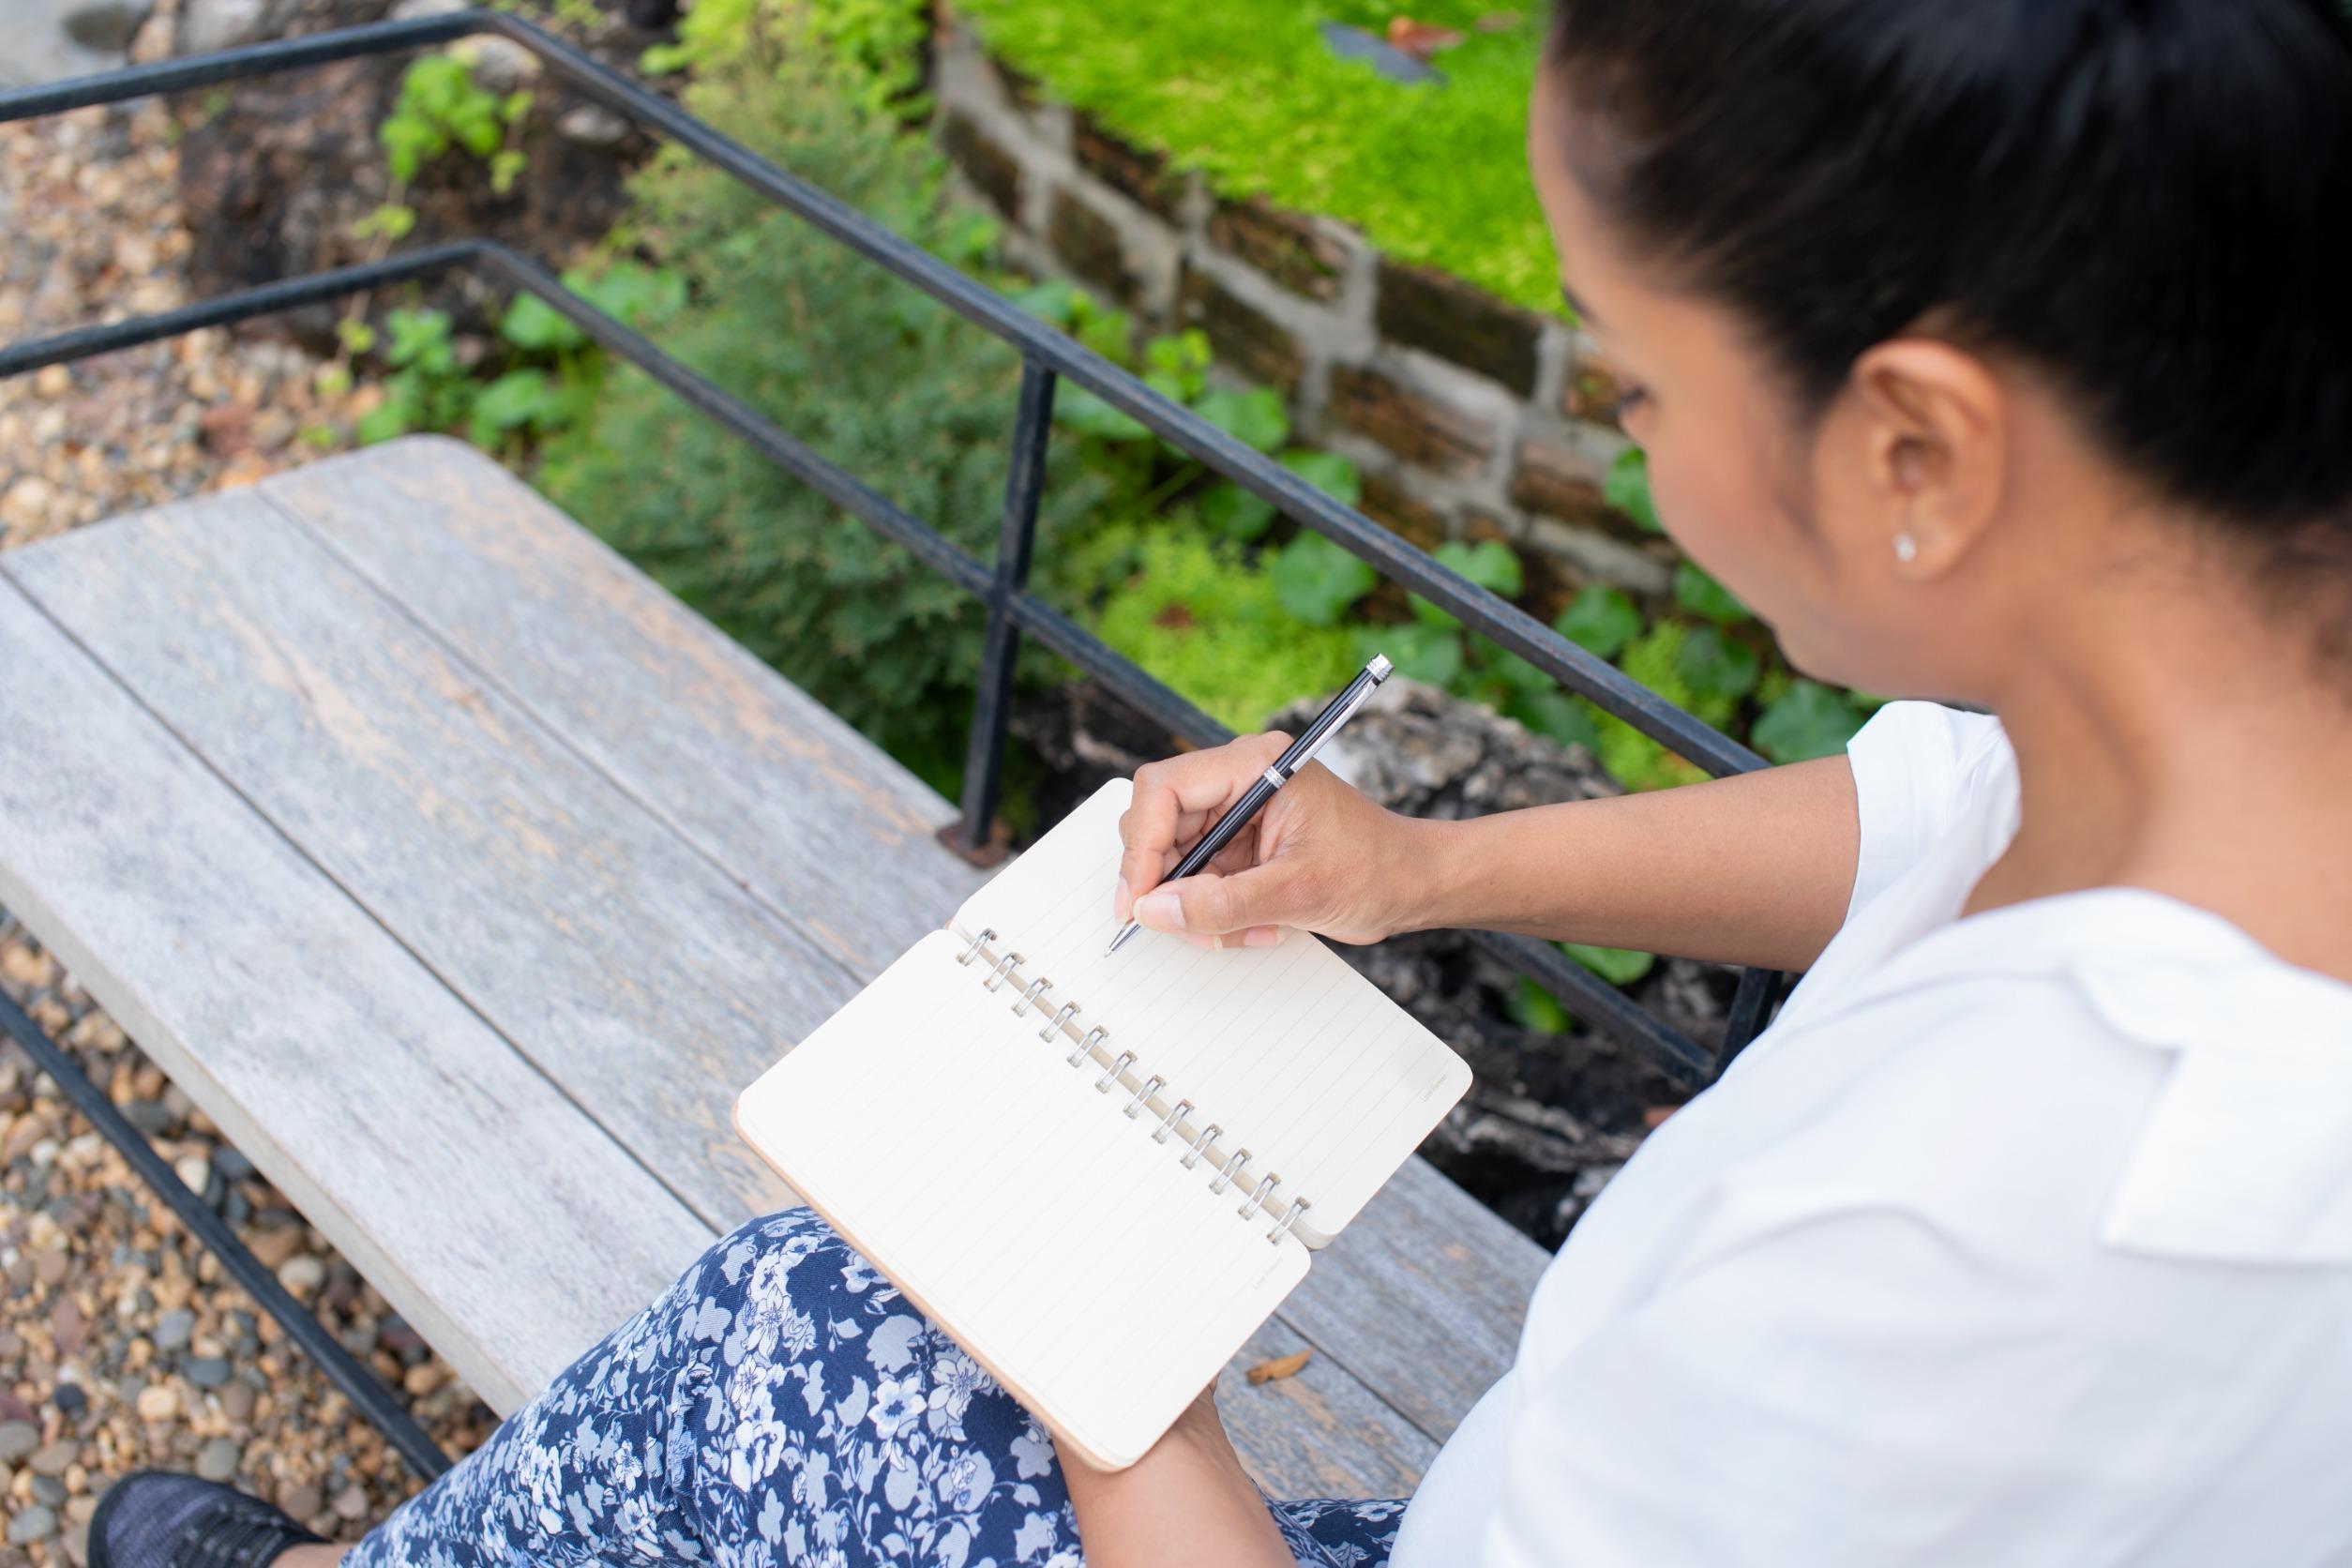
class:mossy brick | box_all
[1048,188,1138,303]
[1377,259,1542,396]
[989,53,1048,115]
[1560,352,1625,427]
[1073,113,1187,223]
[940,110,1023,219]
[1511,439,1653,546]
[1208,197,1349,303]
[1327,365,1494,475]
[1178,265,1305,391]
[1359,468,1449,551]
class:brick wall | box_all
[930,11,1678,597]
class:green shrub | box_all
[1076,517,1361,731]
[532,44,1111,797]
[953,1,1557,313]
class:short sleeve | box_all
[1842,699,2008,924]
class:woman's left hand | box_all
[1058,1384,1296,1567]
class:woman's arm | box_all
[1403,753,1860,973]
[1060,1390,1295,1568]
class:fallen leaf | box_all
[1642,1104,1681,1130]
[1386,16,1467,61]
[1245,1349,1314,1384]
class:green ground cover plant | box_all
[943,0,1561,314]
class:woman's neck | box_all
[1963,565,2352,985]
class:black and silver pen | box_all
[1107,653,1393,956]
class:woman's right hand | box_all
[1111,730,1426,950]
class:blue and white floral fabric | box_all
[342,1208,1407,1567]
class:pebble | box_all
[31,1439,80,1476]
[184,1355,231,1389]
[8,1504,58,1545]
[195,1437,241,1484]
[333,1484,370,1521]
[279,1481,323,1522]
[0,1420,38,1462]
[174,1153,210,1195]
[134,1384,178,1423]
[219,1380,257,1422]
[55,1381,88,1417]
[32,1473,69,1507]
[277,1254,325,1298]
[154,1307,195,1350]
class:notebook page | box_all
[951,778,1470,1240]
[734,928,1308,1470]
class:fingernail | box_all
[1113,875,1131,923]
[1244,925,1280,947]
[1134,891,1184,930]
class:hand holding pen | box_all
[1109,656,1425,953]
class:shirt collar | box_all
[1824,887,2352,1266]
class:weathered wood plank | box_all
[1282,1154,1546,1444]
[1219,1319,1434,1500]
[0,570,719,1415]
[1,490,843,1227]
[258,437,988,982]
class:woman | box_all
[94,0,2352,1562]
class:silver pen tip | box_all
[1107,920,1140,955]
[1367,653,1393,681]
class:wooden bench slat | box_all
[4,490,851,1227]
[3,441,1551,1494]
[258,437,988,983]
[0,567,719,1415]
[264,442,1549,1447]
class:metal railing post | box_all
[947,358,1057,866]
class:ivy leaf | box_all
[1674,623,1760,702]
[466,369,564,446]
[1605,446,1663,533]
[1360,621,1462,686]
[1505,975,1574,1034]
[1200,481,1277,541]
[1554,583,1641,659]
[1410,537,1522,629]
[1561,941,1656,986]
[1279,447,1362,507]
[1673,562,1750,626]
[384,309,455,373]
[1753,679,1868,762]
[1054,386,1150,443]
[355,398,412,446]
[1194,386,1289,453]
[501,293,586,354]
[1271,531,1378,626]
[1509,687,1603,754]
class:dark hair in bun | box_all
[1545,0,2352,605]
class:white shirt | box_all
[1390,699,2352,1567]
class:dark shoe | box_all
[87,1470,329,1568]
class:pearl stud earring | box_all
[1893,532,1918,562]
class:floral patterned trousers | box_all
[340,1207,1407,1567]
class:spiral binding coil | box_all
[956,924,1304,1245]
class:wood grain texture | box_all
[1280,1154,1547,1443]
[1,442,1554,1499]
[3,487,854,1225]
[0,568,719,1416]
[259,437,988,983]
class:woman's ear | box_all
[1846,337,2010,578]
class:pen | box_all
[1108,653,1393,955]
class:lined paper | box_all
[951,778,1470,1237]
[735,929,1306,1470]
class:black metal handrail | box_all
[1,11,1793,1083]
[0,8,1807,1487]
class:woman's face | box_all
[1527,68,1937,696]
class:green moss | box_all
[1082,517,1362,731]
[952,0,1561,315]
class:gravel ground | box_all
[2,70,491,1568]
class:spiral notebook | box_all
[731,775,1470,1470]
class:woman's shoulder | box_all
[1726,898,2352,1271]
[1840,699,2014,923]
